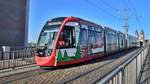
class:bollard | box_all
[2,46,10,60]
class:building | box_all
[139,29,145,46]
[0,0,29,47]
[139,29,145,42]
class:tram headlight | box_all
[45,49,52,56]
[36,48,44,55]
[36,47,52,56]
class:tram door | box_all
[79,25,89,57]
[57,22,80,60]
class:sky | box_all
[28,0,150,43]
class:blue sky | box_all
[28,0,150,42]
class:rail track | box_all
[63,48,141,84]
[0,48,141,84]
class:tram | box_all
[35,16,138,67]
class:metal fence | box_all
[98,46,149,84]
[0,47,36,70]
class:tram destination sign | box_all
[47,21,62,26]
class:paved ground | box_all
[139,48,150,84]
[0,48,141,84]
[0,64,39,77]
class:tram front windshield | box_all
[38,25,60,49]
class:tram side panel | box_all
[56,20,105,65]
[104,27,119,55]
[118,32,126,51]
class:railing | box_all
[0,47,36,70]
[98,46,149,84]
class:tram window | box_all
[57,26,76,48]
[88,30,96,48]
[95,32,103,48]
[107,33,112,45]
[80,29,87,48]
[121,38,124,46]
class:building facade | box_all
[0,0,29,47]
[138,29,145,47]
[139,29,145,42]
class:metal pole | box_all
[140,52,142,70]
[123,9,129,48]
[12,51,15,69]
[122,68,125,84]
[136,57,137,83]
